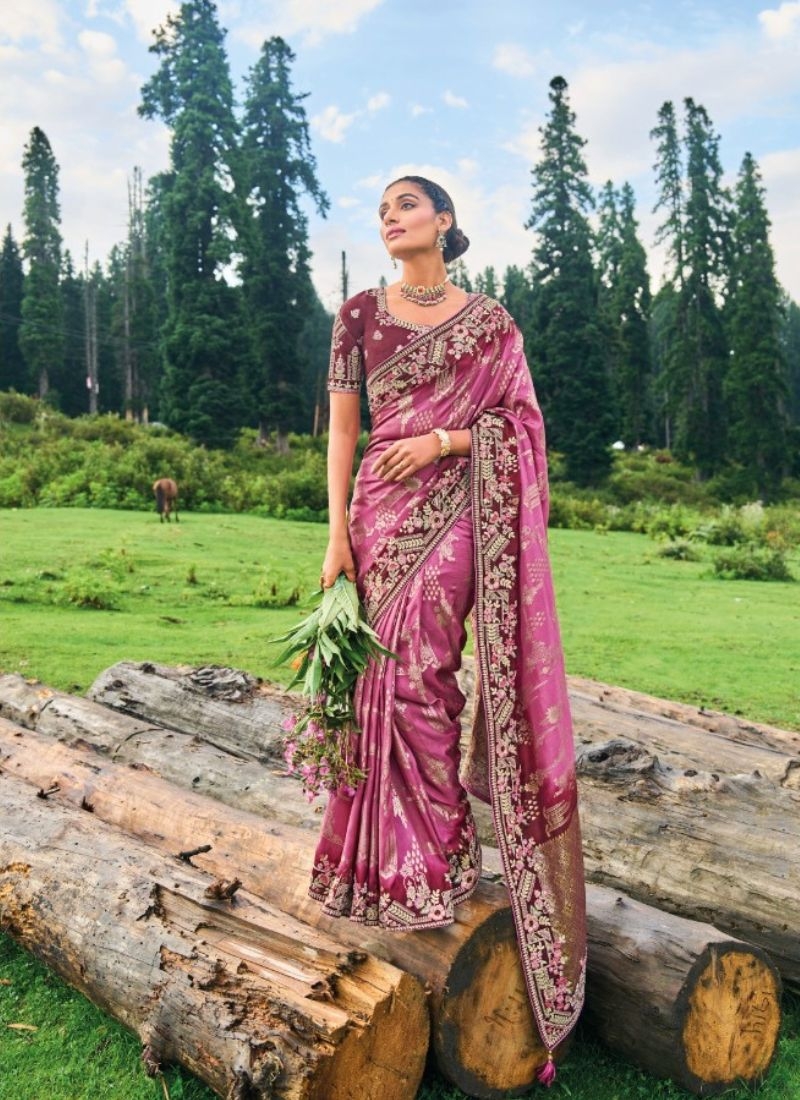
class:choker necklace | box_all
[399,275,450,307]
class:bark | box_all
[0,719,783,1097]
[0,769,428,1100]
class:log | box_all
[0,770,428,1100]
[0,672,322,830]
[84,660,800,786]
[0,720,783,1096]
[4,672,800,989]
[0,716,546,1098]
[573,739,800,986]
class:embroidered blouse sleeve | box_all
[327,305,364,394]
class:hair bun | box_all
[444,226,470,263]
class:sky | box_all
[2,0,799,313]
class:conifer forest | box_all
[1,0,798,497]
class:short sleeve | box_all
[327,306,363,394]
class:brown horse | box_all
[153,478,179,523]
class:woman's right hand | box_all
[320,534,356,589]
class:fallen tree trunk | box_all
[85,660,800,785]
[0,672,322,830]
[0,769,428,1100]
[0,716,546,1098]
[573,739,800,986]
[0,720,783,1096]
[487,850,781,1096]
[4,673,800,985]
[583,885,781,1096]
[4,672,800,989]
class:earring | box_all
[437,232,447,251]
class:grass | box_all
[1,507,799,1098]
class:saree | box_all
[312,286,586,1055]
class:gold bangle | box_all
[432,427,451,459]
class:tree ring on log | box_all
[679,944,781,1093]
[432,906,552,1098]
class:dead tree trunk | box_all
[85,661,800,785]
[0,717,546,1098]
[4,672,800,989]
[584,885,781,1095]
[572,739,800,986]
[0,770,428,1100]
[0,720,783,1097]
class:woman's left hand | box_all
[373,433,441,482]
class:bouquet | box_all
[272,574,395,802]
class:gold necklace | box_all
[399,275,450,307]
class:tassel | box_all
[536,1051,557,1088]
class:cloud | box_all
[410,103,432,117]
[78,29,128,83]
[312,91,391,143]
[337,195,360,208]
[759,1,800,40]
[2,0,63,50]
[492,43,536,78]
[233,0,384,49]
[443,90,468,109]
[121,0,180,44]
[311,105,358,144]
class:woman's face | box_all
[378,181,450,259]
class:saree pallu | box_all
[313,290,586,1053]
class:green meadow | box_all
[0,507,798,1099]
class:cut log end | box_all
[309,966,429,1100]
[681,946,781,1093]
[432,907,549,1099]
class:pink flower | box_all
[280,713,298,733]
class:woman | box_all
[315,175,586,1073]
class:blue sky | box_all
[2,0,799,310]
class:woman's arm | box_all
[320,392,361,587]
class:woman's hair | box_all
[385,175,470,263]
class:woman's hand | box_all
[320,534,356,589]
[373,433,441,482]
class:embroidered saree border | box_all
[471,411,586,1053]
[360,462,471,626]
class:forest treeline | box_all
[0,0,798,496]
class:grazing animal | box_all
[153,478,179,523]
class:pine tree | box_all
[597,183,653,445]
[650,101,685,287]
[725,153,789,497]
[526,75,612,484]
[500,264,534,333]
[240,36,329,444]
[139,0,247,447]
[651,99,730,474]
[19,127,63,399]
[448,258,472,291]
[58,252,88,416]
[474,266,498,298]
[782,294,800,428]
[0,225,26,392]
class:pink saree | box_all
[313,287,586,1054]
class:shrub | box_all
[657,539,702,562]
[712,544,795,582]
[0,391,39,424]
